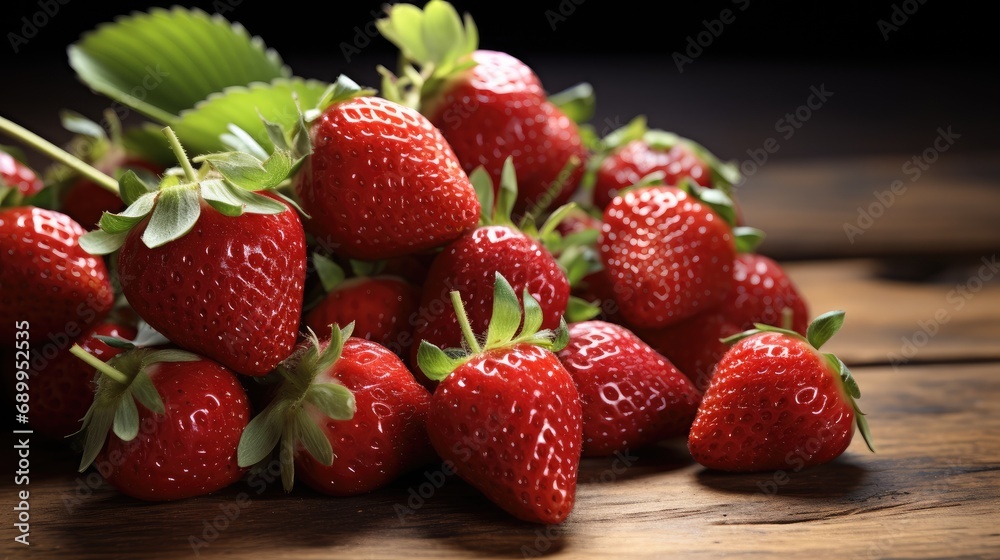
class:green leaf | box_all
[112,394,140,441]
[734,226,766,254]
[856,407,876,453]
[485,272,521,347]
[294,409,334,466]
[220,124,269,160]
[518,288,544,338]
[602,116,647,151]
[172,78,330,156]
[78,403,116,472]
[196,149,294,190]
[685,181,736,226]
[469,166,495,224]
[305,383,356,421]
[94,336,136,350]
[423,0,465,66]
[314,322,353,374]
[237,401,285,468]
[118,170,154,205]
[538,203,578,240]
[314,254,346,292]
[548,82,595,124]
[807,310,846,350]
[200,179,287,216]
[312,75,375,117]
[417,341,465,381]
[350,259,385,277]
[129,370,165,414]
[60,111,106,139]
[495,156,518,224]
[143,349,201,364]
[141,186,201,248]
[98,192,156,234]
[551,317,570,352]
[565,296,601,323]
[79,229,128,255]
[377,4,430,64]
[69,7,290,124]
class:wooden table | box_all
[4,161,1000,559]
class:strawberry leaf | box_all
[309,75,376,119]
[304,384,355,421]
[220,124,270,160]
[60,111,106,140]
[417,342,467,382]
[314,254,346,292]
[141,185,201,248]
[565,296,601,323]
[496,157,518,224]
[129,371,165,415]
[201,179,288,216]
[69,7,289,124]
[470,166,495,225]
[807,310,846,350]
[119,170,156,205]
[485,273,522,347]
[98,192,156,234]
[237,401,286,468]
[734,227,766,254]
[79,229,128,255]
[195,150,296,190]
[548,82,595,124]
[294,409,334,466]
[519,287,544,338]
[112,396,140,441]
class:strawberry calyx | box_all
[79,126,299,255]
[236,323,357,492]
[417,272,570,382]
[721,310,876,454]
[376,0,479,110]
[69,344,200,472]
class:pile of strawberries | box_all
[0,1,872,525]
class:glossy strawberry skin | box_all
[30,322,136,439]
[98,358,251,500]
[427,50,587,215]
[594,140,710,209]
[295,338,434,496]
[296,96,479,260]
[0,151,44,198]
[428,344,582,524]
[600,186,734,329]
[557,321,700,456]
[688,331,856,472]
[0,207,115,341]
[118,200,306,376]
[639,254,809,390]
[304,277,419,357]
[410,226,569,370]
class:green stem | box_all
[162,127,196,182]
[69,344,129,385]
[0,115,119,196]
[450,290,481,354]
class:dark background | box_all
[1,0,996,165]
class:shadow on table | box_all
[694,458,869,498]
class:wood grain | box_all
[4,362,998,559]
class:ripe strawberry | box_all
[31,322,136,439]
[0,149,44,202]
[418,273,581,524]
[688,311,875,472]
[73,345,251,500]
[62,156,162,228]
[600,184,736,329]
[378,4,587,215]
[83,128,306,376]
[588,117,740,209]
[638,252,810,390]
[238,323,434,496]
[0,206,114,341]
[294,83,479,260]
[304,255,419,357]
[557,321,699,456]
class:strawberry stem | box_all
[0,115,120,196]
[162,127,197,182]
[70,344,129,384]
[450,290,482,353]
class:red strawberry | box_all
[304,255,419,357]
[31,322,136,439]
[379,6,587,215]
[0,206,114,341]
[295,90,479,260]
[688,311,874,472]
[600,184,736,328]
[557,321,699,456]
[237,324,434,496]
[73,346,251,500]
[0,149,44,200]
[638,252,810,390]
[418,273,581,524]
[62,157,162,228]
[84,129,307,376]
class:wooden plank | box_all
[739,154,1000,259]
[784,259,1000,364]
[6,362,998,559]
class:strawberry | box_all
[378,2,588,215]
[82,128,307,376]
[408,160,570,371]
[0,148,44,202]
[30,321,136,439]
[600,183,738,329]
[72,345,251,500]
[588,117,740,210]
[61,155,162,228]
[304,255,419,358]
[638,251,810,390]
[418,273,581,524]
[688,311,875,472]
[237,323,434,496]
[0,206,115,342]
[557,321,700,456]
[294,79,479,260]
